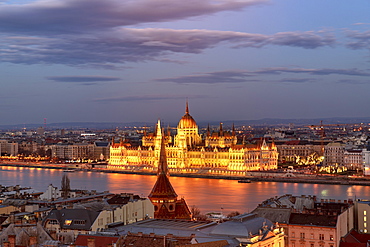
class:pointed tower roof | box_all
[148,135,178,199]
[143,125,147,137]
[156,119,162,137]
[186,99,189,114]
[178,100,197,129]
[219,122,223,136]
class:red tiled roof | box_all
[74,234,119,247]
[285,140,301,145]
[118,232,192,247]
[174,198,192,220]
[341,229,370,244]
[148,173,178,199]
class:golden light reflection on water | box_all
[2,166,370,214]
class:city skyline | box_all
[1,0,370,125]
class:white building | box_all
[344,149,363,171]
[0,140,18,156]
[362,148,370,176]
[324,143,345,166]
[51,143,94,160]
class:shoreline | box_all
[1,161,370,186]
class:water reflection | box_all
[1,166,370,214]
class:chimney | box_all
[166,234,173,239]
[138,232,143,237]
[29,236,37,246]
[9,213,15,224]
[8,235,16,247]
[87,238,96,247]
[149,233,155,237]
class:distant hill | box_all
[1,117,370,130]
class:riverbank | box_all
[1,160,370,186]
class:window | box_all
[365,211,367,216]
[300,232,305,239]
[319,234,324,240]
[311,233,314,239]
[74,220,85,225]
[365,222,367,228]
[365,216,367,221]
[330,235,334,241]
[64,219,72,226]
[48,220,58,225]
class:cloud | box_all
[278,78,315,83]
[0,28,335,67]
[155,70,254,84]
[336,79,368,84]
[156,67,370,84]
[46,75,121,83]
[93,94,206,102]
[0,0,268,34]
[267,31,335,49]
[255,67,370,76]
[345,30,370,49]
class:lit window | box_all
[330,235,334,241]
[365,216,367,221]
[365,211,367,216]
[64,220,72,226]
[365,229,368,233]
[365,223,367,228]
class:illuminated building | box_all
[148,136,192,220]
[109,102,278,174]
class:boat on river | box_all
[238,179,251,183]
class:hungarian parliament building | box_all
[108,103,278,175]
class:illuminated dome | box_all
[177,102,197,129]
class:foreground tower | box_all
[148,134,192,220]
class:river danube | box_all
[1,165,369,214]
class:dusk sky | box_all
[1,0,370,125]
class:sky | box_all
[1,0,370,125]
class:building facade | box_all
[276,140,322,163]
[109,103,278,174]
[324,143,345,166]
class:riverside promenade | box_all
[2,160,370,186]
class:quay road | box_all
[1,162,370,213]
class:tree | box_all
[190,205,207,221]
[61,174,70,199]
[227,211,240,218]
